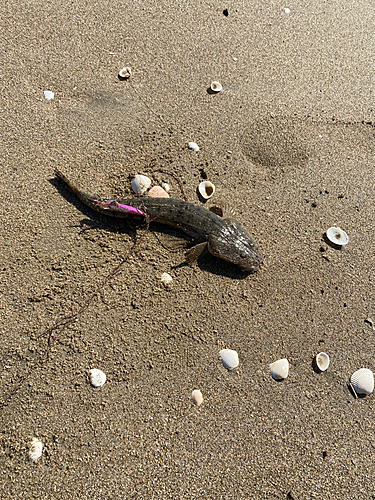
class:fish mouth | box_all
[240,257,262,273]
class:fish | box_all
[55,169,262,272]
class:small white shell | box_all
[119,66,132,79]
[316,352,330,372]
[148,186,169,198]
[29,438,43,462]
[89,368,106,388]
[283,7,290,14]
[219,349,239,370]
[270,358,289,380]
[131,175,152,195]
[191,389,203,406]
[210,81,222,93]
[162,182,170,193]
[161,272,173,288]
[188,142,199,152]
[43,90,54,100]
[326,227,349,246]
[198,181,215,200]
[350,368,374,396]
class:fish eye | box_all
[240,251,247,258]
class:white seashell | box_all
[270,358,289,380]
[326,227,349,246]
[161,272,173,288]
[188,142,199,152]
[284,7,290,14]
[350,368,374,396]
[191,389,203,406]
[148,186,169,198]
[89,368,106,388]
[43,90,54,100]
[162,182,170,193]
[131,175,152,195]
[198,181,215,200]
[29,438,43,462]
[219,349,239,370]
[210,81,222,93]
[119,66,132,79]
[316,352,330,372]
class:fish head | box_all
[208,218,262,273]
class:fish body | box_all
[55,169,262,272]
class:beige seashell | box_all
[350,368,374,396]
[119,66,132,79]
[326,227,349,246]
[210,81,222,93]
[198,181,215,200]
[160,272,173,288]
[29,438,43,462]
[188,142,199,152]
[219,349,239,370]
[89,368,106,388]
[131,175,152,195]
[270,358,289,380]
[191,389,203,406]
[316,352,330,372]
[148,186,170,198]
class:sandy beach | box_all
[1,1,375,498]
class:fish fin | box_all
[185,242,208,265]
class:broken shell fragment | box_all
[316,352,330,372]
[198,180,215,200]
[29,438,43,462]
[270,358,289,380]
[89,368,107,388]
[191,389,203,406]
[118,66,132,79]
[210,81,222,93]
[188,142,199,152]
[43,90,54,100]
[161,272,173,288]
[219,349,239,370]
[326,227,349,246]
[350,368,374,396]
[148,185,169,198]
[131,174,152,195]
[162,182,170,193]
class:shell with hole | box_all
[191,389,203,406]
[350,368,374,396]
[210,81,222,93]
[219,349,239,370]
[316,352,330,372]
[119,66,132,79]
[131,175,152,195]
[198,181,215,200]
[270,358,289,380]
[326,227,349,246]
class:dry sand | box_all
[1,1,375,498]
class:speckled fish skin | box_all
[55,169,262,273]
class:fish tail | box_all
[55,168,97,206]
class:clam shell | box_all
[198,181,215,200]
[119,66,132,79]
[326,227,349,246]
[160,272,173,288]
[131,174,152,195]
[188,142,199,152]
[89,368,107,388]
[219,349,239,370]
[191,389,203,406]
[350,368,374,395]
[29,438,43,462]
[316,352,330,372]
[270,358,289,380]
[148,186,169,198]
[210,81,222,93]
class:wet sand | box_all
[1,1,375,498]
